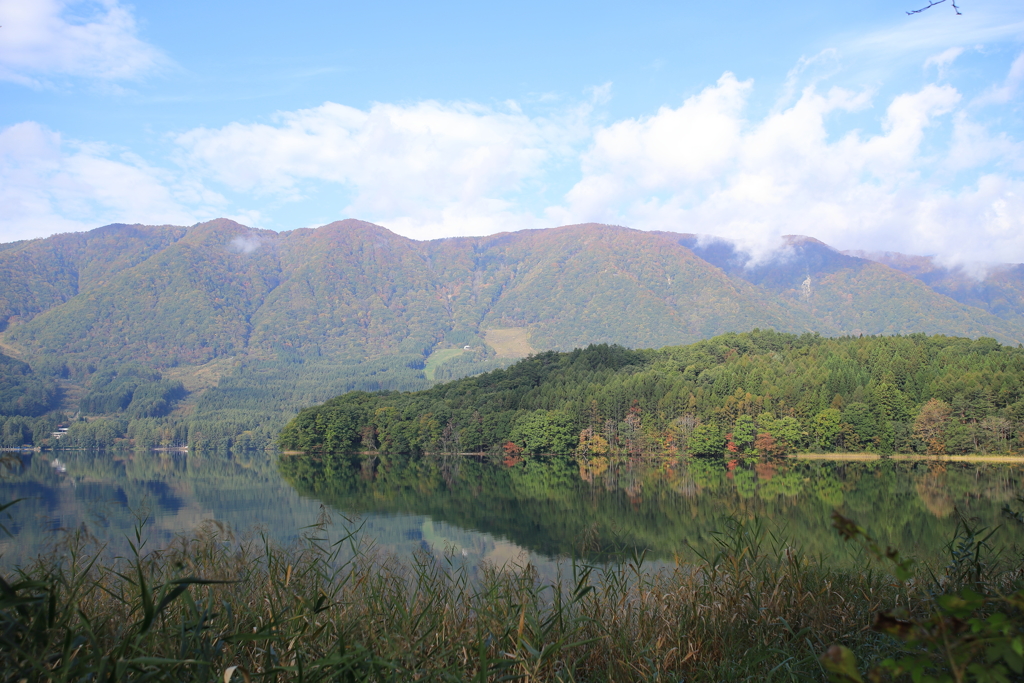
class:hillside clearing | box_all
[484,328,534,357]
[424,348,466,380]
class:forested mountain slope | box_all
[5,221,830,368]
[0,223,186,332]
[676,234,1024,341]
[2,218,1024,450]
[848,249,1024,329]
[9,220,283,367]
[464,226,820,350]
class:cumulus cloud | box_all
[0,121,212,241]
[168,64,1024,264]
[0,0,167,85]
[175,99,593,238]
[946,111,1024,172]
[561,71,1024,265]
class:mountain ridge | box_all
[5,217,1024,367]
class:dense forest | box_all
[0,351,62,447]
[279,331,1024,457]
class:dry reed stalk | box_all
[2,514,924,682]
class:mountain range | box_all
[2,218,1023,448]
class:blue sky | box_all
[2,0,1024,265]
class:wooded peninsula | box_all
[279,330,1024,458]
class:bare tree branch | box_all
[907,0,961,15]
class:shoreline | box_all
[795,452,1024,463]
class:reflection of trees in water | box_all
[667,467,699,500]
[916,472,954,518]
[755,461,776,481]
[621,462,644,508]
[360,455,378,480]
[280,454,1024,565]
[437,451,461,489]
[577,455,609,483]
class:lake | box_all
[2,449,1023,575]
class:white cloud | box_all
[564,73,751,223]
[229,235,262,254]
[924,46,964,78]
[562,72,1024,265]
[0,121,210,242]
[946,111,1024,172]
[175,99,593,238]
[587,82,613,105]
[974,52,1024,107]
[776,49,841,112]
[0,0,167,85]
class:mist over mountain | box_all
[676,234,1024,342]
[844,250,1024,330]
[1,218,1023,450]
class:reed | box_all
[2,509,997,683]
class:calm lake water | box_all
[2,449,1023,575]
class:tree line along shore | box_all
[279,330,1024,459]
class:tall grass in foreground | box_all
[4,508,1014,683]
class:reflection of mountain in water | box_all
[279,453,1024,565]
[0,450,327,567]
[0,450,547,576]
